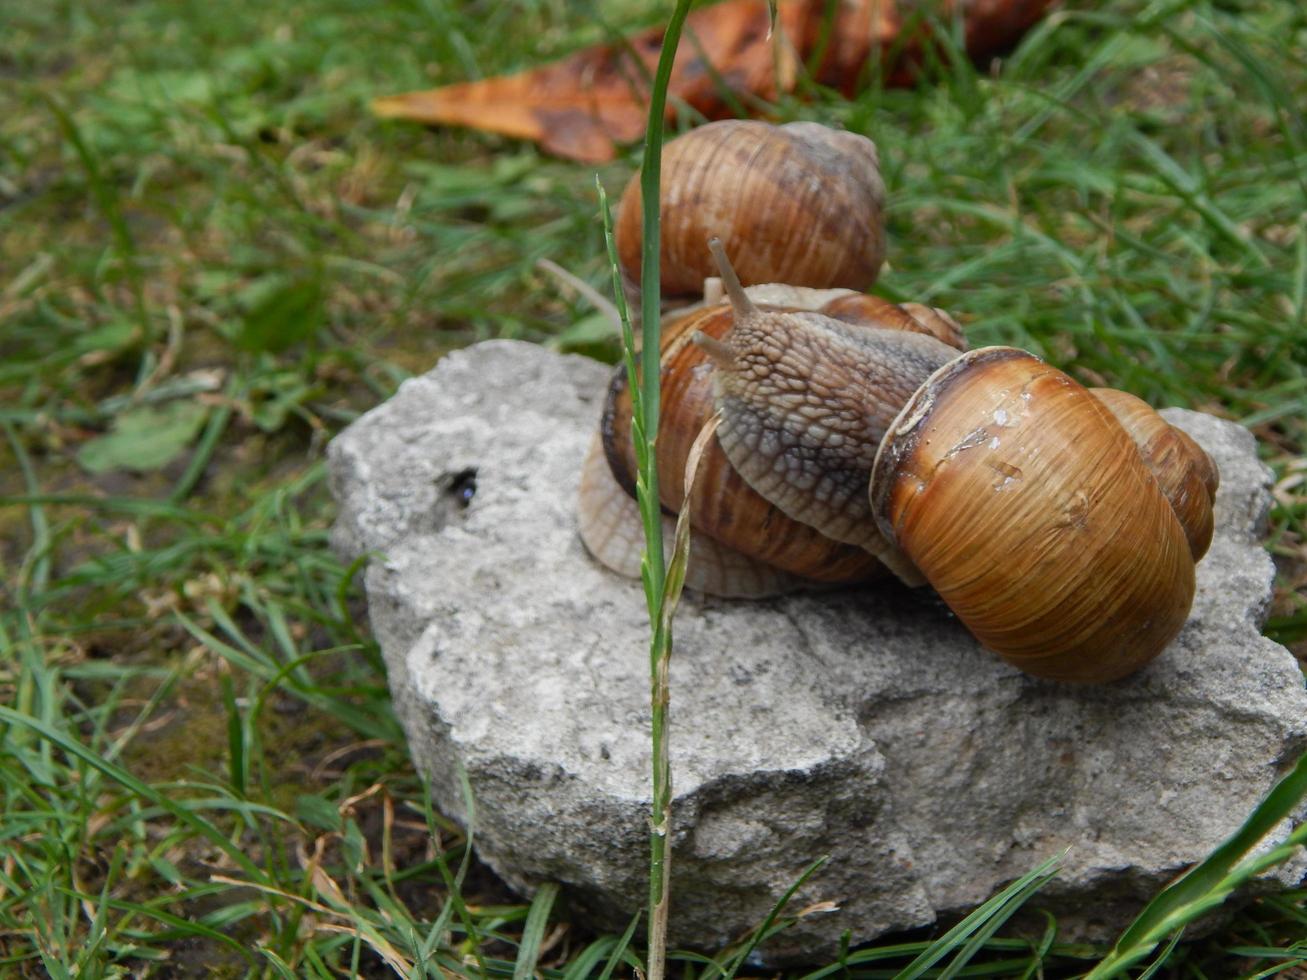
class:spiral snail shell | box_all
[869,347,1217,682]
[615,119,888,298]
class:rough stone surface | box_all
[328,339,1307,963]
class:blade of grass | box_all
[892,851,1062,980]
[661,413,719,639]
[169,400,232,503]
[717,855,829,980]
[622,6,695,977]
[1016,912,1059,980]
[1088,748,1307,979]
[597,913,643,980]
[421,765,489,978]
[3,421,51,596]
[1134,928,1185,980]
[512,882,560,980]
[560,935,618,980]
[936,869,1057,980]
[0,705,273,884]
[38,92,151,339]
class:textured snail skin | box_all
[870,348,1200,684]
[616,120,887,297]
[585,283,970,591]
[602,303,883,586]
[703,306,956,585]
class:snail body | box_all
[585,272,969,591]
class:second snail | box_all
[579,119,1219,685]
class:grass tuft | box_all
[1,0,1304,975]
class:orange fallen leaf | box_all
[373,0,1055,163]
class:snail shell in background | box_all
[578,280,968,596]
[615,120,888,298]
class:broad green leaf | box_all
[76,400,209,474]
[71,319,140,357]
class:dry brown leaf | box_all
[373,0,1056,162]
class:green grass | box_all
[2,0,1306,975]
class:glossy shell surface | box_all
[1090,387,1219,561]
[870,348,1198,683]
[616,120,887,297]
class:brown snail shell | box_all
[580,278,968,593]
[869,348,1207,684]
[577,433,800,597]
[822,294,967,350]
[1088,387,1219,560]
[615,120,887,298]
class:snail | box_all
[615,119,888,299]
[581,276,965,594]
[578,238,1219,684]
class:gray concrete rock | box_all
[328,339,1307,963]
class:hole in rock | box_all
[439,467,478,509]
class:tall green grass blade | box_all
[936,870,1056,980]
[600,3,695,977]
[1134,929,1184,980]
[259,949,299,979]
[1089,749,1307,979]
[893,852,1062,980]
[560,936,618,980]
[596,179,641,429]
[661,414,719,632]
[512,882,560,980]
[3,421,51,596]
[0,494,219,524]
[634,0,695,614]
[597,181,661,622]
[220,673,247,797]
[1016,912,1058,980]
[420,765,489,977]
[77,894,256,962]
[1126,131,1270,269]
[0,705,272,884]
[170,401,232,503]
[597,913,643,980]
[717,855,829,980]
